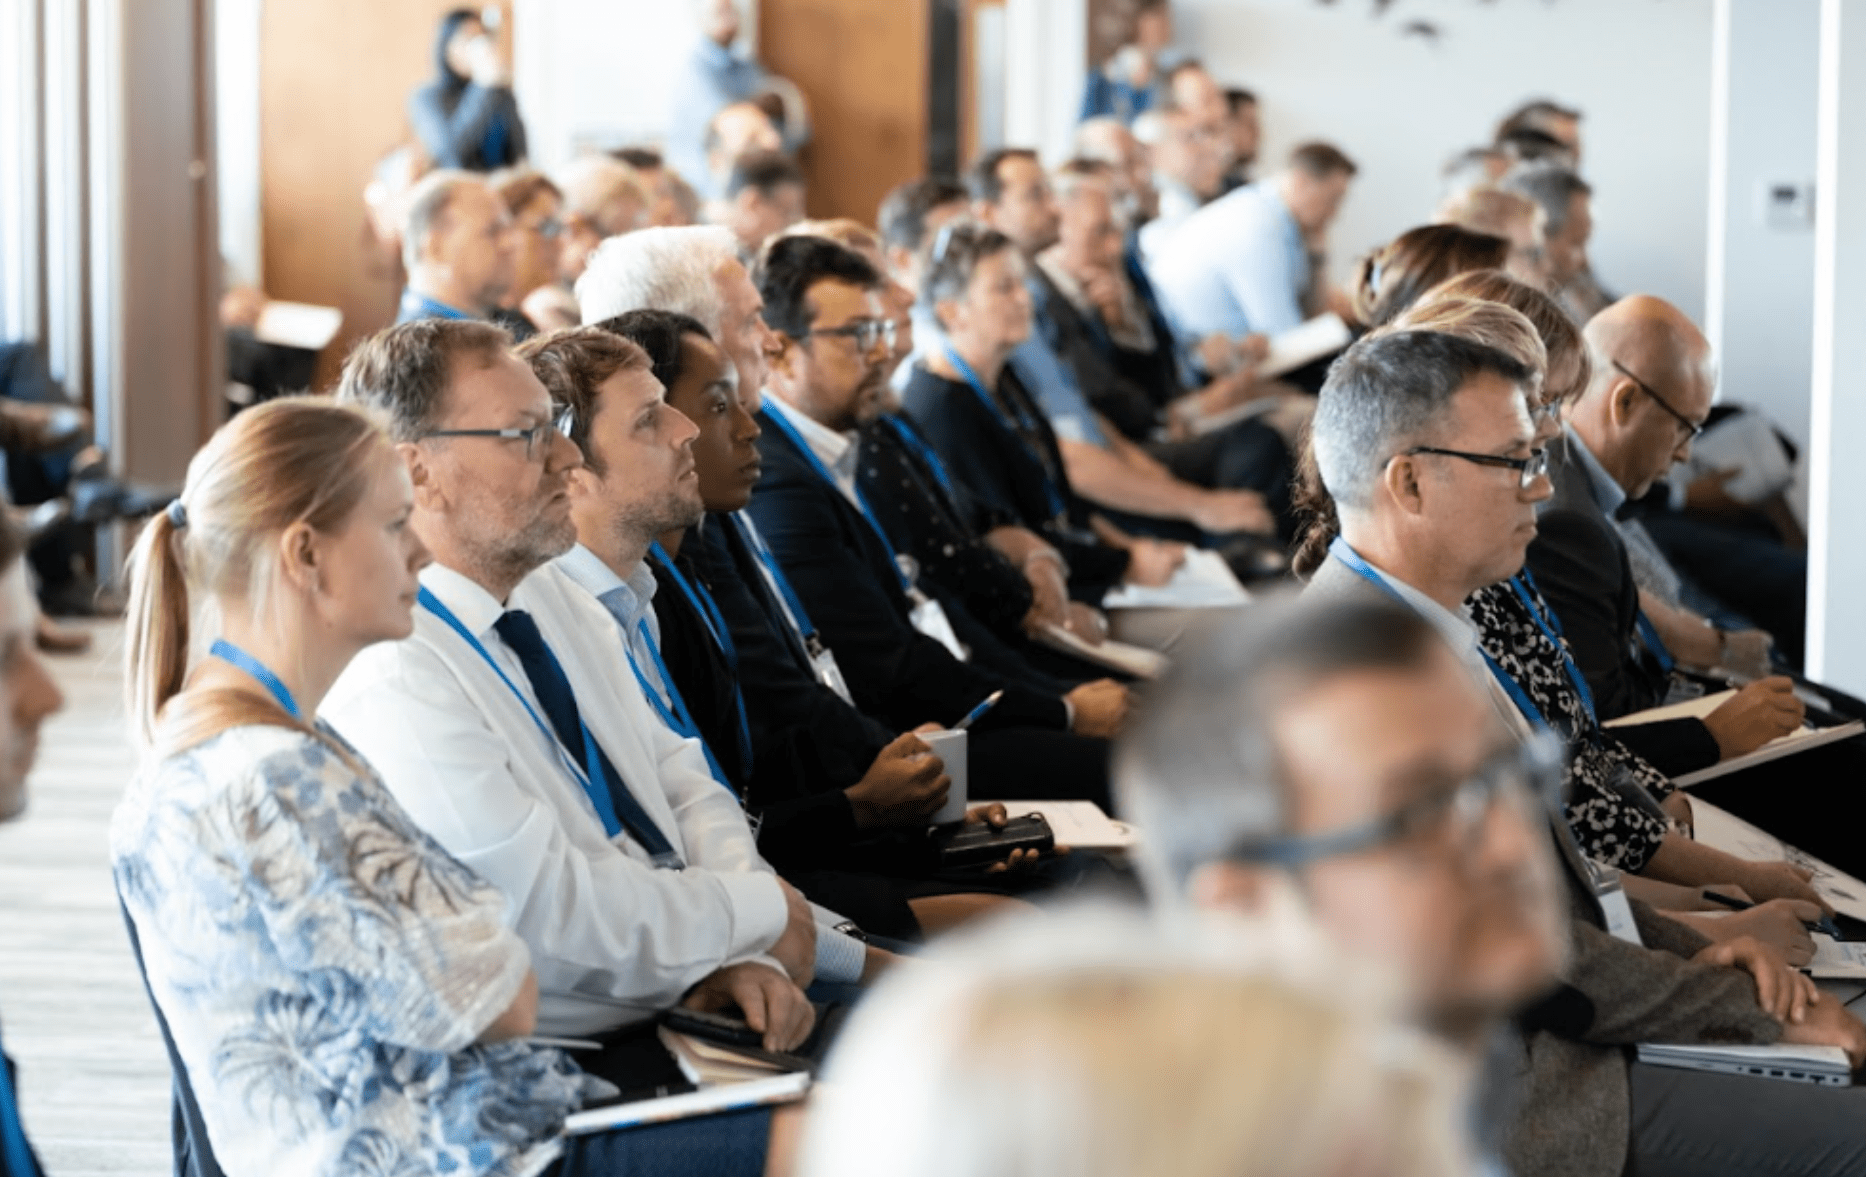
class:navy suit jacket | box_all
[748,410,1068,733]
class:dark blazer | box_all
[748,412,1067,733]
[1526,431,1721,775]
[899,366,1130,595]
[1027,264,1170,443]
[1303,559,1781,1177]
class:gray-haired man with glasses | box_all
[1155,326,1866,1177]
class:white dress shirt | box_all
[324,561,790,1037]
[554,543,868,984]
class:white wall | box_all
[1171,0,1713,319]
[215,0,263,287]
[1705,0,1819,446]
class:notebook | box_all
[1602,688,1863,786]
[1102,548,1252,610]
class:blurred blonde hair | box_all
[799,907,1473,1177]
[1411,269,1589,404]
[124,397,393,758]
[1385,295,1547,399]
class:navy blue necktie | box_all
[493,609,684,868]
[0,1020,44,1177]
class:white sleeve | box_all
[646,699,772,879]
[324,643,789,1021]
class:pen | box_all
[953,689,1004,732]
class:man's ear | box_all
[399,441,446,512]
[1606,374,1640,431]
[1381,452,1427,516]
[766,333,801,387]
[1187,860,1277,916]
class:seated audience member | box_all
[1348,224,1510,331]
[395,170,519,327]
[572,234,1084,842]
[801,906,1477,1177]
[667,0,809,201]
[1220,86,1260,190]
[325,319,838,1049]
[878,177,973,320]
[613,146,703,228]
[1135,102,1229,258]
[1034,160,1300,534]
[1293,334,1866,1177]
[554,154,651,295]
[494,169,576,334]
[747,234,1124,806]
[1498,128,1579,170]
[1078,0,1172,124]
[525,322,1035,939]
[111,397,794,1175]
[1499,161,1607,322]
[0,511,65,1175]
[408,8,526,172]
[1295,278,1828,938]
[1163,59,1233,143]
[780,218,1117,652]
[1497,97,1584,161]
[960,151,1280,548]
[1439,146,1509,208]
[710,150,808,259]
[1148,141,1357,340]
[1436,186,1550,291]
[1073,116,1159,227]
[704,101,786,201]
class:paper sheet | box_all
[1037,624,1168,679]
[998,800,1138,850]
[1603,688,1864,786]
[1102,548,1251,610]
[1689,799,1866,924]
[254,300,343,351]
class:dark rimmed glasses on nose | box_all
[806,318,897,353]
[1224,732,1564,869]
[1400,444,1551,490]
[420,403,575,461]
[1610,359,1704,440]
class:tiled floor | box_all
[0,622,171,1176]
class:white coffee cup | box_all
[920,729,969,825]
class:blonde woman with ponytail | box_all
[109,397,591,1177]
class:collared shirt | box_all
[1147,181,1310,340]
[765,395,861,507]
[396,287,476,324]
[553,544,868,986]
[324,561,791,1036]
[1036,247,1158,354]
[1137,174,1205,263]
[898,304,1113,448]
[1563,423,1628,517]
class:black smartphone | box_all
[931,813,1054,868]
[661,1006,766,1047]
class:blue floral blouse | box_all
[111,722,587,1176]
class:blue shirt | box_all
[665,39,769,198]
[111,723,586,1175]
[1147,182,1310,339]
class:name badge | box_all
[1592,861,1644,946]
[807,636,855,706]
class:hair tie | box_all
[166,499,188,529]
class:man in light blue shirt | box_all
[666,0,809,199]
[1148,141,1356,341]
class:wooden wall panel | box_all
[259,0,505,388]
[759,0,929,227]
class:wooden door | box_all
[759,0,929,226]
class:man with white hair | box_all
[395,169,518,325]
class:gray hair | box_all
[1311,329,1534,513]
[1115,596,1446,899]
[335,317,512,443]
[553,154,650,219]
[1498,161,1591,238]
[576,225,741,337]
[401,169,486,273]
[919,218,1016,317]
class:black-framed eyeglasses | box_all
[1225,733,1565,870]
[1400,444,1550,490]
[420,404,575,462]
[805,318,896,353]
[1611,359,1704,440]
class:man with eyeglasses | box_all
[395,170,519,328]
[748,234,1124,809]
[1527,297,1806,776]
[1221,328,1866,1177]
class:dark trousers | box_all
[1148,417,1298,542]
[1629,1059,1866,1176]
[1641,511,1807,669]
[970,726,1113,813]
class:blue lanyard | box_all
[399,289,472,321]
[942,346,1069,521]
[648,544,756,775]
[1635,608,1677,675]
[1507,572,1598,727]
[729,511,826,658]
[0,1021,40,1177]
[624,618,736,791]
[417,586,626,842]
[1328,539,1552,734]
[208,639,303,720]
[880,413,960,503]
[760,405,912,590]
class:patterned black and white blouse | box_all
[1469,576,1676,872]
